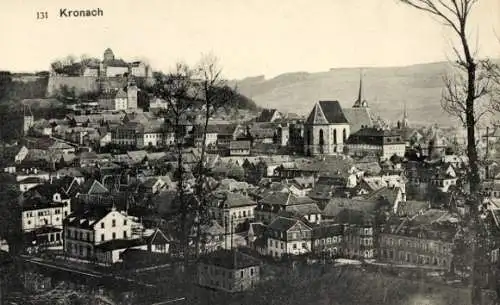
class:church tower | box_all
[353,70,368,108]
[126,76,138,110]
[402,101,409,128]
[23,105,34,136]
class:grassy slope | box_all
[235,61,498,127]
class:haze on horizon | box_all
[0,0,499,79]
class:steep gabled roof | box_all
[268,216,311,232]
[198,249,260,270]
[305,101,348,125]
[260,192,316,206]
[145,228,171,245]
[64,205,111,229]
[79,179,109,195]
[322,198,378,218]
[256,109,279,122]
[342,107,373,133]
[364,186,402,206]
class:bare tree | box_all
[153,62,199,267]
[192,54,238,257]
[399,0,500,303]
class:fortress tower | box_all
[103,48,115,62]
[127,77,138,109]
[23,105,34,136]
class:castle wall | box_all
[46,76,99,97]
[46,75,155,97]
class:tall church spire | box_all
[353,70,368,108]
[402,101,409,128]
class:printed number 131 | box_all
[37,12,48,19]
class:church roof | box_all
[256,109,279,122]
[305,101,348,125]
[342,107,373,134]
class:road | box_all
[20,255,156,288]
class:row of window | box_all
[99,219,127,229]
[314,236,343,245]
[26,217,60,226]
[380,249,449,266]
[67,229,128,242]
[383,237,451,253]
[268,239,308,250]
[144,133,160,138]
[25,209,67,218]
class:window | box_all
[112,219,116,227]
[112,232,116,239]
[240,270,244,278]
[250,268,254,276]
[293,243,297,249]
[101,223,105,229]
[123,231,128,239]
[124,219,127,226]
[333,129,337,145]
[101,233,105,241]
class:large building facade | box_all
[304,100,350,156]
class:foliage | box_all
[0,173,22,251]
[227,165,245,181]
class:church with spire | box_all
[342,71,375,134]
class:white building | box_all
[63,207,139,263]
[130,61,148,77]
[21,193,71,232]
[304,100,350,156]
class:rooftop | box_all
[198,249,260,270]
[305,101,349,125]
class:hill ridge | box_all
[233,60,494,127]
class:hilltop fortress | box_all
[46,48,154,97]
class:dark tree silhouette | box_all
[399,1,500,303]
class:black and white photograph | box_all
[0,0,499,304]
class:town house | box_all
[197,249,261,292]
[256,192,321,225]
[346,127,406,160]
[209,191,257,232]
[63,206,138,263]
[229,140,251,156]
[378,209,457,270]
[21,184,72,233]
[266,216,312,259]
[311,223,344,258]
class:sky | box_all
[0,0,499,79]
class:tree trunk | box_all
[194,92,212,258]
